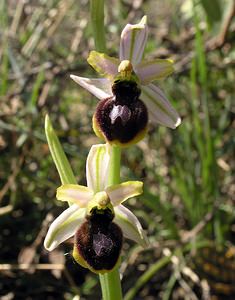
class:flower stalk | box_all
[90,0,106,53]
[99,144,123,300]
[90,2,123,298]
[108,145,121,186]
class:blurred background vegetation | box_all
[0,0,234,299]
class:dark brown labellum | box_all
[94,80,148,145]
[74,208,123,272]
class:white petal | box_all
[114,205,149,248]
[70,75,112,100]
[106,181,143,206]
[135,59,174,85]
[86,144,111,192]
[87,51,119,78]
[141,84,181,129]
[56,184,93,206]
[120,16,148,65]
[44,204,86,251]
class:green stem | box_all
[108,145,121,185]
[99,266,122,300]
[99,145,122,300]
[90,0,106,52]
[90,0,122,297]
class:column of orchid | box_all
[43,16,180,300]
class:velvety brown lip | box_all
[94,79,148,144]
[74,209,123,271]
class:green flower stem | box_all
[108,145,121,185]
[99,144,123,300]
[99,267,122,300]
[90,0,122,297]
[90,0,106,52]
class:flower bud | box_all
[73,207,123,274]
[93,79,148,147]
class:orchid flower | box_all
[71,16,181,131]
[44,144,148,273]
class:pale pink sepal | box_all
[114,204,149,248]
[70,75,112,100]
[141,84,181,129]
[120,16,148,65]
[44,204,86,251]
[135,59,174,85]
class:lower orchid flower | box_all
[44,144,148,274]
[71,16,181,147]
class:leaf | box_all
[200,0,222,25]
[45,114,77,187]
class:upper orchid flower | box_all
[71,16,181,145]
[44,144,148,274]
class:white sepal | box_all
[44,204,86,251]
[86,144,111,192]
[106,181,143,206]
[114,204,149,248]
[70,75,112,100]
